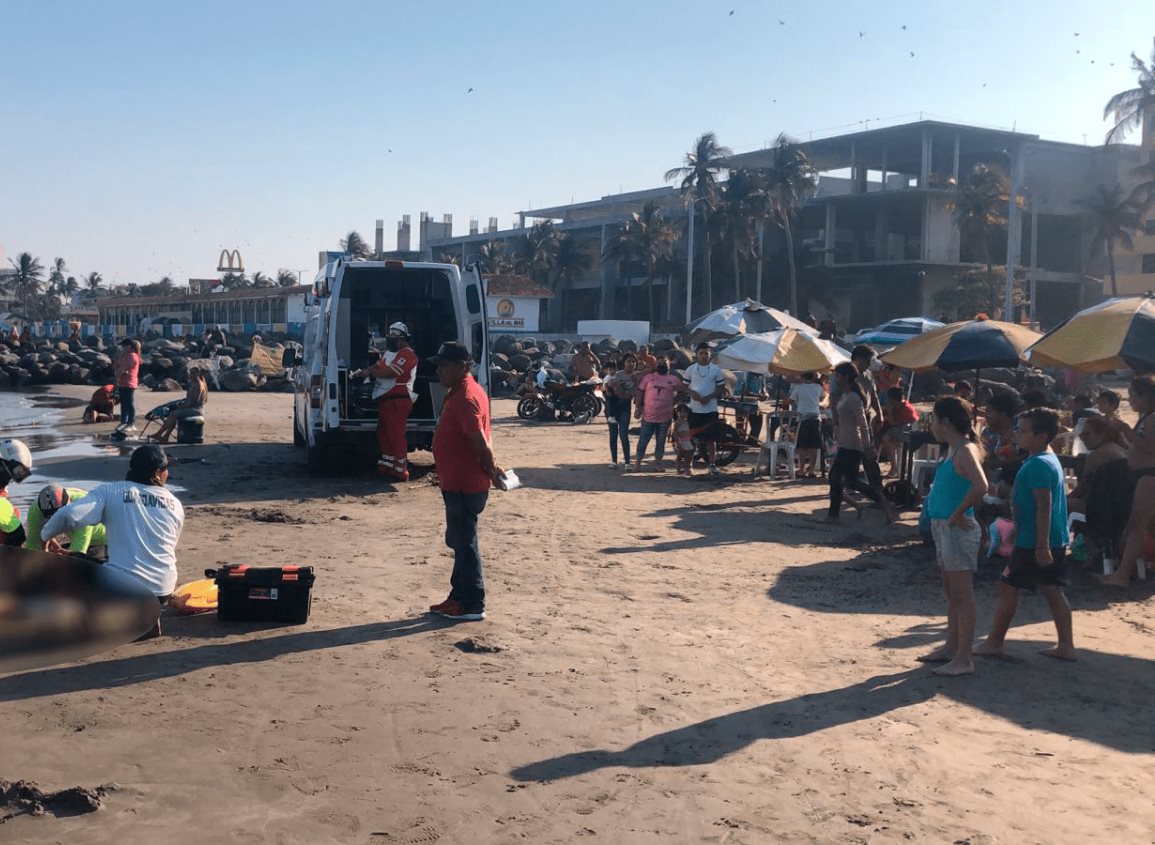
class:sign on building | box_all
[486,296,540,332]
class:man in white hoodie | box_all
[43,445,184,636]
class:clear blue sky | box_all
[1,0,1150,286]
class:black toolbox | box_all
[209,564,315,624]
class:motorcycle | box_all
[517,379,601,423]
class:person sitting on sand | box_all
[974,408,1075,661]
[919,398,987,676]
[23,485,108,557]
[82,384,118,424]
[150,367,209,444]
[41,445,185,638]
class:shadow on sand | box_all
[0,615,455,703]
[512,649,1155,781]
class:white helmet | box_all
[0,438,32,483]
[387,321,410,338]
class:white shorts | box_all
[931,519,981,572]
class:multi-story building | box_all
[422,119,1147,332]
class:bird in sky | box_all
[910,51,915,57]
[1074,32,1079,36]
[778,19,785,25]
[901,24,906,30]
[728,9,734,15]
[467,87,474,93]
[859,31,864,37]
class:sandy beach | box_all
[3,385,1155,844]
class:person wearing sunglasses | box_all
[41,445,185,635]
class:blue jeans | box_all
[607,407,632,463]
[119,387,136,427]
[635,420,670,463]
[443,491,488,611]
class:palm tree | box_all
[602,202,677,321]
[478,239,513,274]
[275,269,299,287]
[1104,37,1155,144]
[81,271,103,293]
[7,252,45,320]
[548,232,592,328]
[950,162,1009,272]
[251,271,273,288]
[339,230,372,259]
[435,251,462,266]
[602,217,644,316]
[666,131,732,313]
[1077,184,1145,297]
[220,271,249,290]
[719,169,768,302]
[762,134,818,315]
[512,220,559,283]
[48,257,67,295]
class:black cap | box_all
[129,445,169,476]
[430,341,473,365]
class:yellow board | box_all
[171,578,218,614]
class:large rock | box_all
[149,357,174,377]
[154,378,183,392]
[508,354,531,372]
[220,369,262,392]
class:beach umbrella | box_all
[712,328,850,375]
[685,298,814,344]
[1027,296,1155,374]
[880,318,1042,373]
[853,317,944,348]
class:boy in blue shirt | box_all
[975,408,1076,661]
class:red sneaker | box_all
[428,596,455,614]
[435,600,485,621]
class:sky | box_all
[1,0,1151,286]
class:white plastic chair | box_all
[910,441,940,493]
[754,412,798,481]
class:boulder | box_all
[141,373,158,389]
[220,369,261,391]
[491,352,511,371]
[149,357,174,377]
[154,378,183,392]
[508,354,531,372]
[552,353,573,372]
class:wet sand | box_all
[3,386,1155,844]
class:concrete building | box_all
[421,119,1148,332]
[96,285,310,337]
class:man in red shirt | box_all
[429,342,504,621]
[354,322,418,480]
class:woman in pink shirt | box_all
[114,339,141,429]
[631,355,685,471]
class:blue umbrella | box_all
[853,317,944,348]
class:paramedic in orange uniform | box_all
[356,322,418,481]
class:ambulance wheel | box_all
[305,443,328,473]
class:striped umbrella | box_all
[1027,296,1155,373]
[712,329,850,375]
[880,318,1042,372]
[685,299,814,344]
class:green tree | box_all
[6,252,45,320]
[339,230,372,259]
[719,168,768,302]
[478,239,513,274]
[81,271,103,293]
[548,232,593,329]
[951,162,1009,272]
[1077,184,1145,297]
[1104,38,1155,144]
[275,269,299,287]
[220,271,249,290]
[666,131,731,313]
[251,271,273,288]
[512,220,559,283]
[935,268,1023,322]
[48,257,67,295]
[602,202,677,320]
[762,134,818,316]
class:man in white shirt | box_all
[682,343,727,475]
[42,445,185,636]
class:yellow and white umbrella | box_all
[711,329,850,375]
[1028,296,1155,373]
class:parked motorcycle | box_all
[517,379,601,423]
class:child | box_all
[789,372,825,478]
[881,386,919,478]
[918,398,987,676]
[975,408,1076,661]
[673,404,695,477]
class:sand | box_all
[2,386,1154,844]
